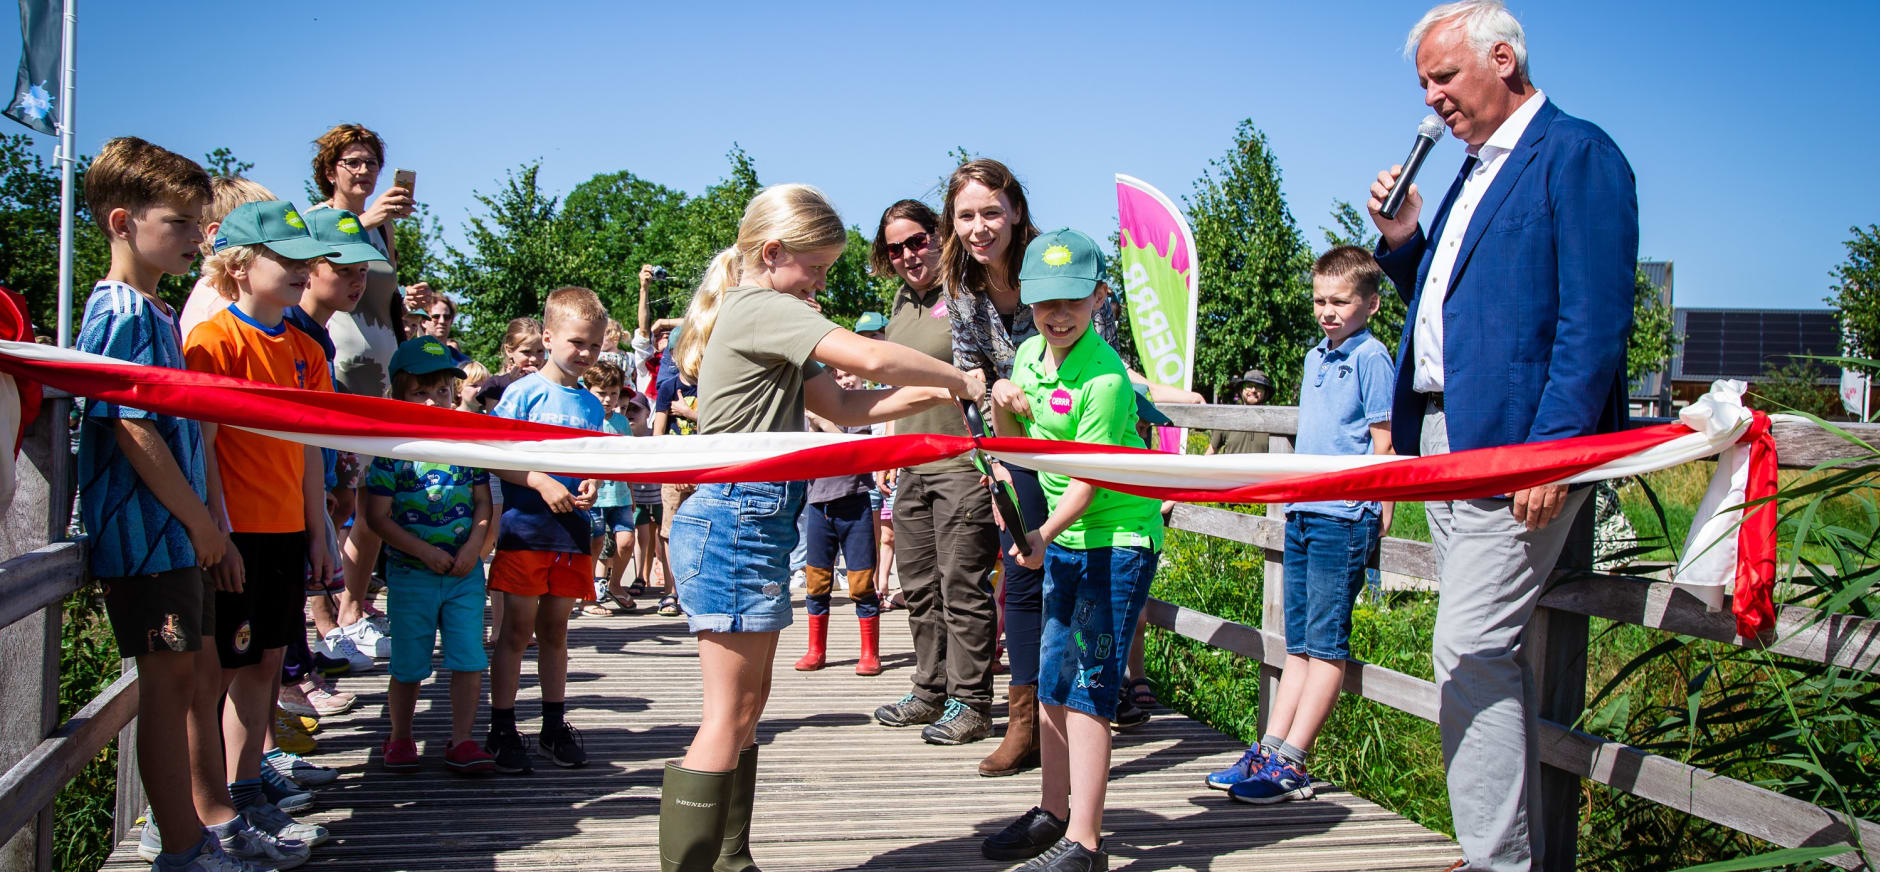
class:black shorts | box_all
[216,531,309,669]
[633,503,663,528]
[99,566,214,659]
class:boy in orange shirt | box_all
[184,200,340,853]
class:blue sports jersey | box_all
[76,281,209,578]
[490,371,605,553]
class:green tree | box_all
[441,162,597,365]
[1827,224,1880,375]
[392,202,444,288]
[0,134,110,338]
[819,227,895,327]
[1320,198,1405,353]
[1627,267,1679,382]
[1186,120,1317,402]
[201,147,253,178]
[663,145,762,317]
[560,169,692,320]
[1753,356,1844,420]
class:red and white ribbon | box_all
[0,339,1783,636]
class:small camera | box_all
[650,265,670,281]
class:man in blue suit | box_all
[1367,2,1637,869]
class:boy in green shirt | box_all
[984,229,1162,872]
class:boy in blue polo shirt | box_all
[1208,245,1395,805]
[982,228,1163,872]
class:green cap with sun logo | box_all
[389,336,467,379]
[211,200,341,261]
[302,208,389,265]
[1019,227,1106,305]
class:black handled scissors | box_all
[959,399,1034,557]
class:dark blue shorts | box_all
[1037,544,1158,720]
[1281,511,1379,660]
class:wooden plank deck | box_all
[102,597,1458,871]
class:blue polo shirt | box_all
[1290,328,1394,520]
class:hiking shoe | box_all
[318,630,376,674]
[1112,696,1150,731]
[217,819,309,869]
[485,729,533,775]
[538,722,589,768]
[444,739,495,775]
[921,699,991,745]
[1018,836,1107,871]
[242,800,329,847]
[1206,745,1267,790]
[381,737,421,772]
[266,749,337,787]
[982,806,1069,861]
[874,693,944,727]
[259,765,314,813]
[1227,755,1315,805]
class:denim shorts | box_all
[668,480,806,634]
[386,562,490,684]
[1281,511,1380,660]
[588,507,605,539]
[1038,544,1158,720]
[600,505,635,534]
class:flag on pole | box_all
[1116,174,1198,452]
[4,0,60,135]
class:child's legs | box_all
[874,509,894,591]
[136,649,205,851]
[610,529,635,593]
[682,630,781,773]
[634,521,656,582]
[534,597,576,703]
[1064,709,1113,850]
[188,643,238,825]
[1127,612,1149,683]
[449,670,483,745]
[386,565,445,740]
[1284,513,1377,752]
[388,679,421,742]
[803,500,840,615]
[1270,514,1318,738]
[490,592,540,711]
[1038,702,1071,820]
[340,515,383,625]
[834,497,878,615]
[223,648,284,781]
[439,567,492,744]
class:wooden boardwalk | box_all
[102,597,1457,871]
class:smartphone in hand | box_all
[392,168,416,199]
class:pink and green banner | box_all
[1116,174,1198,452]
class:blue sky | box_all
[10,0,1877,310]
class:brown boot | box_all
[978,684,1040,777]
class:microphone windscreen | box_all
[1418,114,1447,139]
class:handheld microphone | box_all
[1380,114,1447,220]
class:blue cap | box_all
[389,336,466,379]
[854,311,888,333]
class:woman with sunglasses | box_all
[867,200,1004,750]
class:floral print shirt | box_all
[948,283,1121,418]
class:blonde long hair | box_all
[674,184,845,380]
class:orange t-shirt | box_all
[184,305,332,534]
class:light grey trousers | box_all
[1423,407,1588,872]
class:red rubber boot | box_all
[856,615,882,676]
[794,612,828,671]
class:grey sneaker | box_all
[218,821,309,870]
[136,808,162,861]
[1018,836,1108,871]
[874,693,944,727]
[920,699,992,745]
[242,801,329,847]
[185,841,270,872]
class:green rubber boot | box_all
[660,762,734,872]
[715,745,760,871]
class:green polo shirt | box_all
[1010,329,1163,551]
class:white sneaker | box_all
[340,619,391,659]
[790,570,807,591]
[321,629,377,672]
[366,612,390,634]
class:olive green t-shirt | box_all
[1209,428,1271,456]
[696,286,839,435]
[883,282,972,474]
[1011,330,1164,551]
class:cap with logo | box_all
[1131,381,1173,427]
[389,336,467,379]
[211,200,341,261]
[854,311,888,334]
[301,209,388,265]
[1019,228,1107,306]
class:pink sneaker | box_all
[299,677,356,716]
[381,737,420,772]
[444,740,495,776]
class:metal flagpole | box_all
[52,0,75,348]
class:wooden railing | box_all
[0,398,145,872]
[1150,403,1880,870]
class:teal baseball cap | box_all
[211,200,340,261]
[302,209,388,265]
[389,336,466,379]
[854,311,888,333]
[1019,228,1106,306]
[1132,381,1173,426]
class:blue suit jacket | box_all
[1376,100,1639,456]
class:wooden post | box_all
[1529,494,1597,872]
[112,658,143,846]
[1256,435,1292,739]
[0,399,72,872]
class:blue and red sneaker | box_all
[1227,754,1315,804]
[1205,744,1267,790]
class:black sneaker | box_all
[1019,836,1107,871]
[920,699,992,745]
[874,693,944,727]
[485,729,533,775]
[1112,695,1150,731]
[983,806,1069,861]
[538,722,588,768]
[311,652,350,676]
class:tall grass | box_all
[53,588,121,872]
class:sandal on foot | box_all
[580,603,611,617]
[656,595,681,617]
[627,578,648,597]
[1128,677,1158,708]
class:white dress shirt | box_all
[1411,91,1547,394]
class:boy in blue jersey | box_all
[484,286,607,773]
[78,137,309,871]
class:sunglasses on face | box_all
[885,232,931,259]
